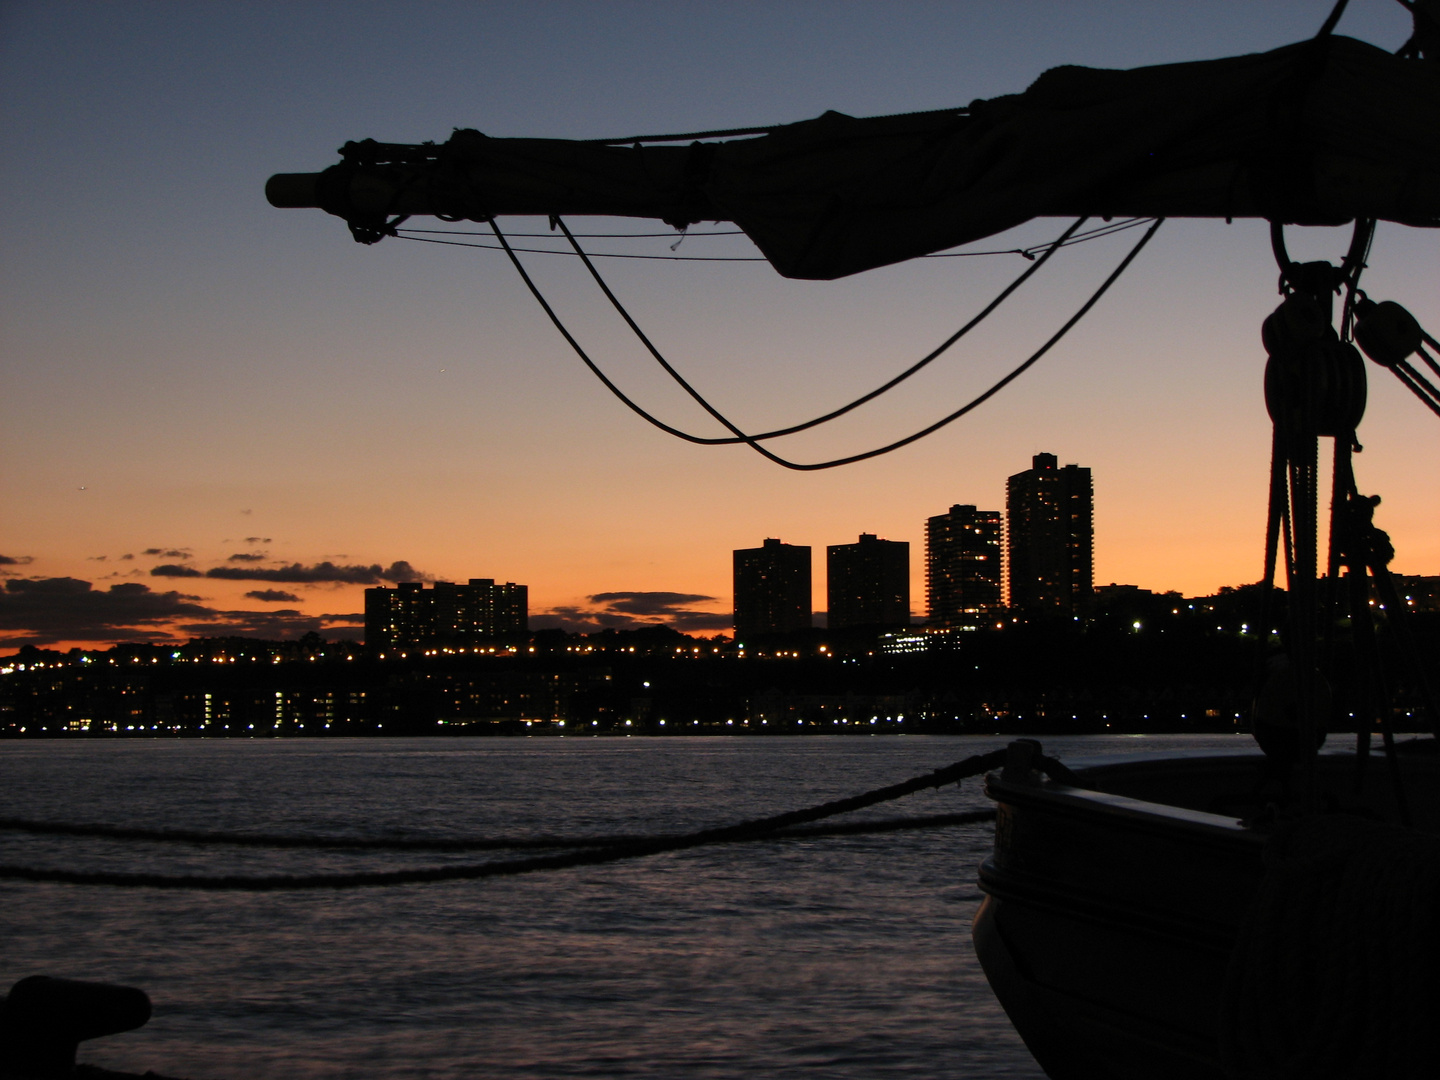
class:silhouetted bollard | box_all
[0,976,151,1076]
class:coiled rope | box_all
[0,746,1077,892]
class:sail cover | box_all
[270,36,1440,279]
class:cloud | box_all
[533,591,730,633]
[245,589,301,603]
[172,610,326,639]
[228,552,267,562]
[120,553,135,561]
[142,548,191,559]
[590,591,715,615]
[0,577,213,646]
[87,555,108,561]
[151,564,203,578]
[243,537,272,544]
[202,560,430,585]
[0,576,360,646]
[0,555,35,566]
[150,559,430,586]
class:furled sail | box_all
[267,35,1439,280]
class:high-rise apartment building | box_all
[733,538,811,639]
[1006,453,1093,613]
[926,504,1003,628]
[827,533,910,629]
[365,578,528,651]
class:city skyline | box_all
[3,3,1436,655]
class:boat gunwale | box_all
[985,754,1266,846]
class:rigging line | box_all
[485,219,729,445]
[482,214,1079,449]
[403,228,747,239]
[523,216,1162,470]
[1391,362,1440,418]
[397,234,769,262]
[555,215,1087,446]
[1316,0,1352,38]
[748,217,1164,471]
[582,105,970,146]
[1417,343,1440,381]
[399,216,1151,261]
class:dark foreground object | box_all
[973,746,1440,1080]
[0,977,178,1080]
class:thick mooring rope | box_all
[0,747,1075,891]
[0,810,990,853]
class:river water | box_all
[0,733,1247,1079]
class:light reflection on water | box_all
[0,734,1245,1078]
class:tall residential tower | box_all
[733,538,811,639]
[827,533,910,629]
[926,504,1003,628]
[365,578,528,652]
[1006,453,1093,613]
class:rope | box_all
[0,811,984,853]
[393,215,1153,264]
[492,215,1163,469]
[1315,0,1352,38]
[553,215,1086,445]
[398,234,768,262]
[404,229,747,239]
[0,747,1069,891]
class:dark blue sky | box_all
[2,1,1435,648]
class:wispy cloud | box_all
[245,589,301,603]
[533,590,729,633]
[204,560,430,584]
[149,559,429,585]
[151,564,203,578]
[0,575,369,647]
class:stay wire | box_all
[399,234,768,262]
[495,215,1162,470]
[553,214,1088,446]
[404,228,746,239]
[395,216,1150,263]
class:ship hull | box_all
[973,749,1438,1080]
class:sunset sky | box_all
[2,0,1436,653]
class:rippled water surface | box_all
[0,734,1246,1078]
